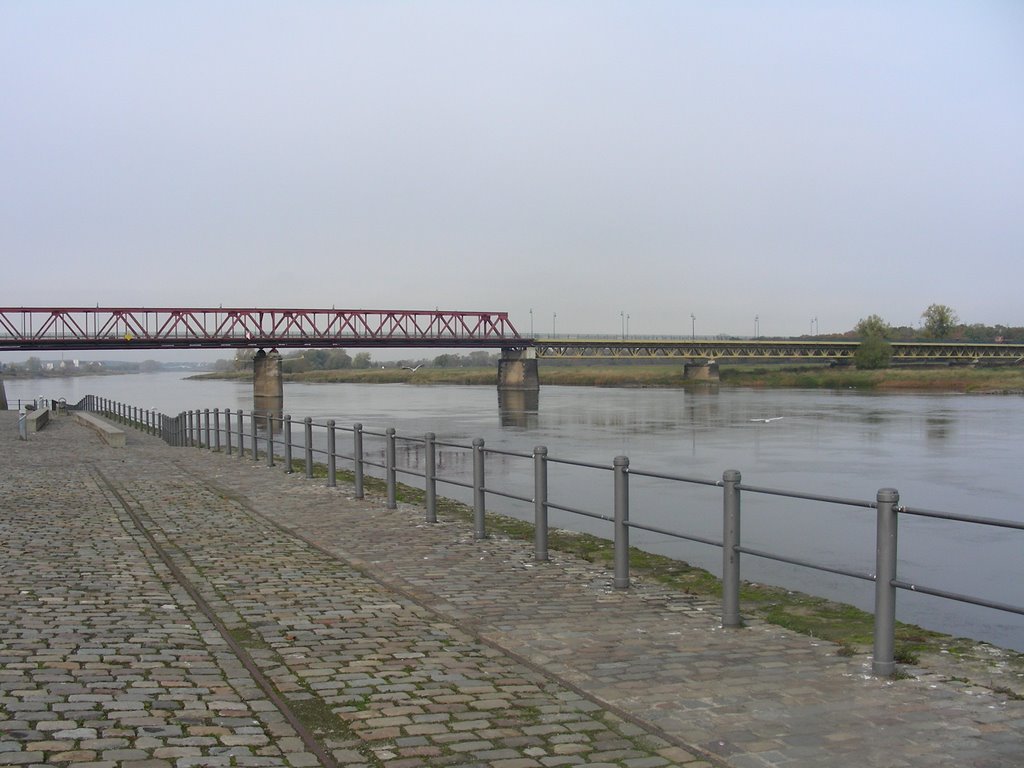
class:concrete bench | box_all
[24,407,50,432]
[72,411,127,447]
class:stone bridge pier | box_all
[683,359,720,381]
[253,349,283,423]
[498,347,540,392]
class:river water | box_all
[6,371,1024,651]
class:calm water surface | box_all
[7,371,1024,650]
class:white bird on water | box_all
[750,416,784,423]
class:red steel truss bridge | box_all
[0,307,525,351]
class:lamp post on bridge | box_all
[529,308,533,336]
[755,314,759,339]
[553,312,557,337]
[620,311,625,340]
[691,314,696,340]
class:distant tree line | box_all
[0,357,161,376]
[849,304,1024,370]
[845,304,1023,344]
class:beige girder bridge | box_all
[531,338,1024,363]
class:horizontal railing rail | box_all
[78,395,1024,677]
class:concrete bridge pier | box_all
[683,360,720,382]
[253,349,283,425]
[498,347,540,392]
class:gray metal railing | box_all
[85,397,1024,677]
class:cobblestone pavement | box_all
[2,412,1022,768]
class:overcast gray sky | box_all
[2,1,1022,351]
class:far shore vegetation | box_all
[194,359,1024,394]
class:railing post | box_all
[250,411,259,462]
[203,408,211,449]
[873,487,900,677]
[266,412,275,467]
[236,411,244,460]
[213,409,221,452]
[473,438,486,539]
[385,428,397,509]
[424,432,437,523]
[533,446,549,561]
[326,420,336,487]
[353,423,364,499]
[304,417,314,479]
[722,469,742,628]
[186,410,193,446]
[613,456,630,589]
[283,415,293,472]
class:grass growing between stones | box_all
[286,696,354,740]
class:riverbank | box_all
[193,363,1024,393]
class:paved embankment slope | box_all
[1,412,1021,768]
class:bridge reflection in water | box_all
[498,389,540,429]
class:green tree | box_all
[467,350,493,367]
[921,304,959,338]
[855,314,891,339]
[352,352,373,369]
[855,335,892,369]
[325,349,352,369]
[232,349,251,371]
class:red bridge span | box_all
[0,307,526,352]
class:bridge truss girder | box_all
[533,339,1024,362]
[0,307,524,352]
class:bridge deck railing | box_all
[81,396,1024,678]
